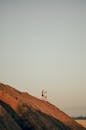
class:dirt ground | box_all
[75,120,86,128]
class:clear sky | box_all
[0,0,86,116]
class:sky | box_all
[0,0,86,116]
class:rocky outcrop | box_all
[0,83,85,130]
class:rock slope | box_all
[0,83,86,130]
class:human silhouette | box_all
[41,89,47,100]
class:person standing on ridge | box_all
[41,89,47,100]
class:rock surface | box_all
[0,83,86,130]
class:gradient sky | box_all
[0,0,86,116]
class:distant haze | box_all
[0,0,86,116]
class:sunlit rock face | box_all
[0,83,86,130]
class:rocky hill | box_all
[0,83,86,130]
